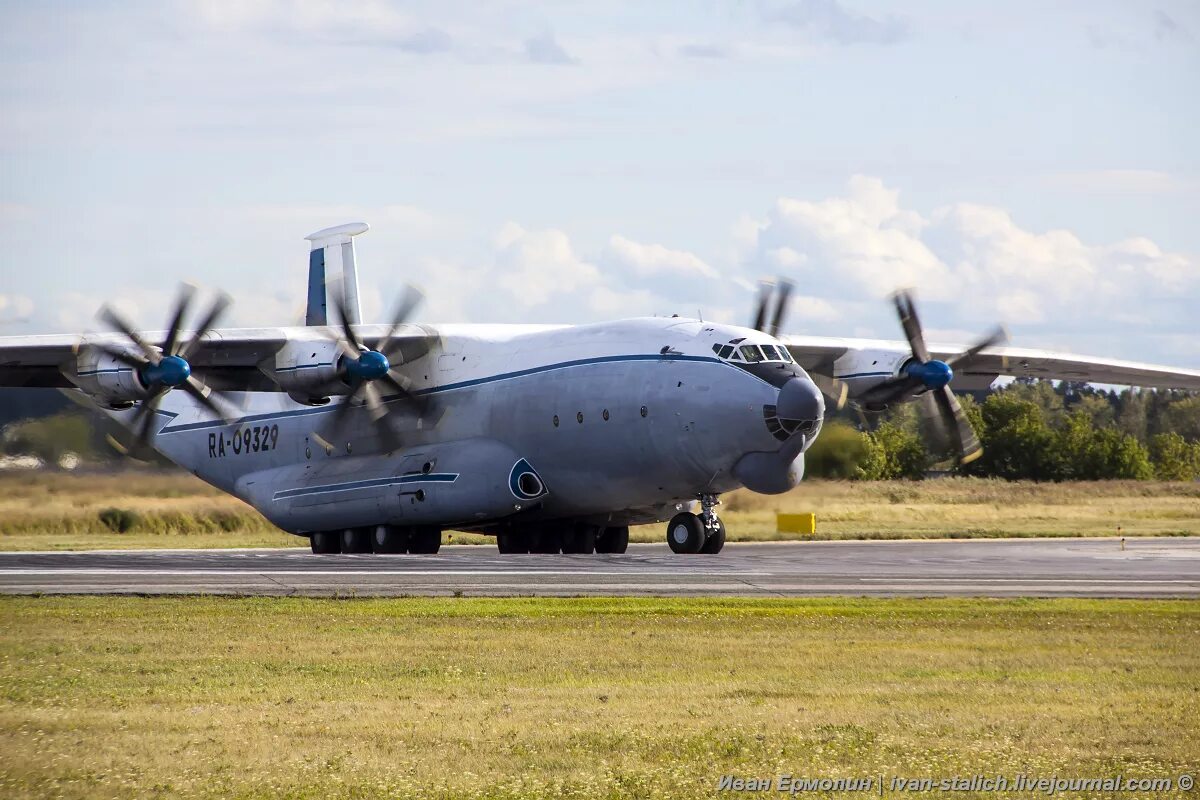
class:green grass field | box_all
[0,597,1196,799]
[0,469,1197,551]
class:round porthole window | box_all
[577,411,584,424]
[553,415,560,427]
[602,409,610,421]
[305,447,312,459]
[640,405,648,418]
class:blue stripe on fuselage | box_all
[272,472,458,501]
[159,353,742,434]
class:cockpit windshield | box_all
[712,340,793,365]
[739,345,765,363]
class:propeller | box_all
[750,278,848,411]
[857,289,1007,465]
[91,285,234,447]
[318,286,438,451]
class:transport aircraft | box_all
[1,222,1198,555]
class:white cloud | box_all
[744,175,1198,344]
[603,235,717,279]
[493,222,600,307]
[0,294,35,323]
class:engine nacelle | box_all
[70,347,149,407]
[261,338,347,404]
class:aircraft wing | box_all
[780,335,1200,390]
[0,329,292,390]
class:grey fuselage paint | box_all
[104,318,821,535]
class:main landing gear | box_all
[309,525,442,555]
[666,494,726,555]
[496,523,630,555]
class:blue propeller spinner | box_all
[854,290,1006,465]
[93,284,233,446]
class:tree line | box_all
[806,380,1200,481]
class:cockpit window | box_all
[760,344,780,361]
[739,345,765,363]
[717,345,734,358]
[779,347,794,363]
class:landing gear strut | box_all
[666,494,726,555]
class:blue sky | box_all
[0,0,1197,365]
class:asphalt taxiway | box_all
[1,537,1197,597]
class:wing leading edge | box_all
[780,335,1200,391]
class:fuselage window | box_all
[739,345,765,363]
[760,344,780,361]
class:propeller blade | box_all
[88,342,148,369]
[946,325,1009,372]
[162,284,196,356]
[892,290,930,363]
[809,373,848,412]
[331,292,362,352]
[917,391,952,454]
[382,369,429,411]
[182,375,233,421]
[376,286,425,360]
[931,384,983,465]
[767,279,793,337]
[857,374,923,408]
[131,389,167,446]
[98,306,161,365]
[361,382,387,422]
[751,282,772,332]
[178,292,232,359]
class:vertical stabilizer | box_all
[304,222,369,325]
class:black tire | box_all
[699,518,726,554]
[341,527,372,554]
[496,530,530,554]
[666,512,705,554]
[595,525,629,554]
[529,529,562,554]
[561,524,598,554]
[372,525,409,554]
[310,531,341,554]
[408,526,442,555]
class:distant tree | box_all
[855,422,926,480]
[1149,433,1200,481]
[971,394,1061,480]
[804,421,870,479]
[1158,397,1200,442]
[1116,388,1149,443]
[1,412,98,466]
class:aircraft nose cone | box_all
[777,377,824,426]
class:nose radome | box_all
[777,377,824,424]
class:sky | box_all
[0,0,1197,366]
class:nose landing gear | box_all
[666,494,726,554]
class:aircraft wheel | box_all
[310,531,340,554]
[372,525,409,554]
[408,526,442,555]
[497,530,530,554]
[699,518,726,554]
[529,529,562,554]
[561,523,598,554]
[666,512,705,554]
[341,527,372,554]
[595,525,629,554]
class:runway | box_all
[1,537,1198,597]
